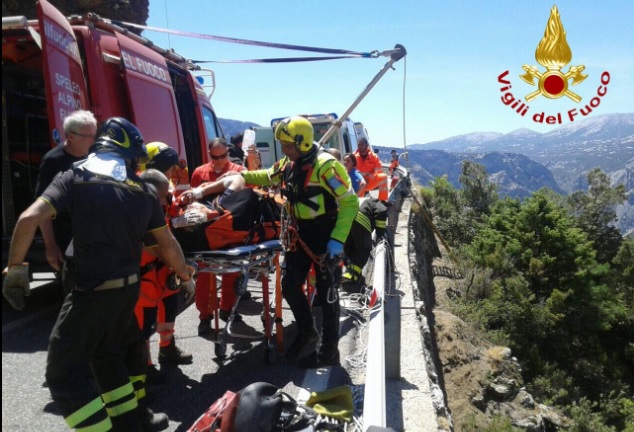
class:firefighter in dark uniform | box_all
[241,116,359,368]
[2,117,193,431]
[342,196,389,291]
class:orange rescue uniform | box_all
[353,150,388,201]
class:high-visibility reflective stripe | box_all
[376,220,387,229]
[135,387,147,400]
[349,263,363,273]
[129,374,146,386]
[129,373,146,400]
[75,416,112,432]
[355,212,372,232]
[344,263,363,281]
[65,397,105,429]
[343,272,358,282]
[101,382,134,404]
[106,396,138,417]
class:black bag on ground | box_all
[234,382,283,432]
[234,382,317,432]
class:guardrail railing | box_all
[361,164,408,431]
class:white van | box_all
[255,113,361,168]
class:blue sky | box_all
[146,0,633,148]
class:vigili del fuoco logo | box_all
[497,5,610,125]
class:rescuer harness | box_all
[281,208,339,305]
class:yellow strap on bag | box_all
[305,385,353,422]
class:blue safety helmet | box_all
[91,117,148,164]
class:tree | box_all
[430,175,479,246]
[567,168,626,263]
[459,160,498,217]
[464,191,628,402]
[430,163,499,247]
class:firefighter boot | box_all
[146,364,166,386]
[139,398,169,432]
[298,343,340,369]
[158,339,193,365]
[285,325,320,361]
[110,409,140,432]
[198,318,212,336]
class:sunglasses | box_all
[210,152,228,160]
[71,131,95,139]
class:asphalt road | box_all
[2,191,437,431]
[2,271,367,431]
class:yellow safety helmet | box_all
[141,141,181,173]
[275,116,314,153]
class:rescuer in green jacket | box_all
[241,116,359,368]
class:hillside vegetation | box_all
[420,161,633,431]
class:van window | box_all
[313,123,339,149]
[342,128,351,154]
[202,107,220,141]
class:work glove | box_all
[181,264,197,301]
[168,264,197,301]
[326,239,344,259]
[373,231,389,246]
[2,264,30,311]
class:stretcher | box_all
[185,240,285,363]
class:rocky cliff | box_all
[409,195,570,430]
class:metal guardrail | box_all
[362,164,409,431]
[362,240,387,430]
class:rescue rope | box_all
[281,209,325,267]
[193,55,368,64]
[281,208,340,304]
[401,56,409,168]
[112,20,380,64]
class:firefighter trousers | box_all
[343,221,373,281]
[283,214,340,346]
[46,282,147,431]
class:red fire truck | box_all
[2,0,224,273]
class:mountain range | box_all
[219,114,634,235]
[394,113,634,236]
[408,113,634,193]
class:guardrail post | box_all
[384,293,401,379]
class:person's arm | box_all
[151,226,190,281]
[40,218,64,271]
[241,157,288,187]
[180,175,246,205]
[356,172,367,198]
[3,199,58,310]
[7,199,57,268]
[36,159,65,270]
[372,152,384,174]
[374,199,388,238]
[321,159,359,244]
[245,146,261,170]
